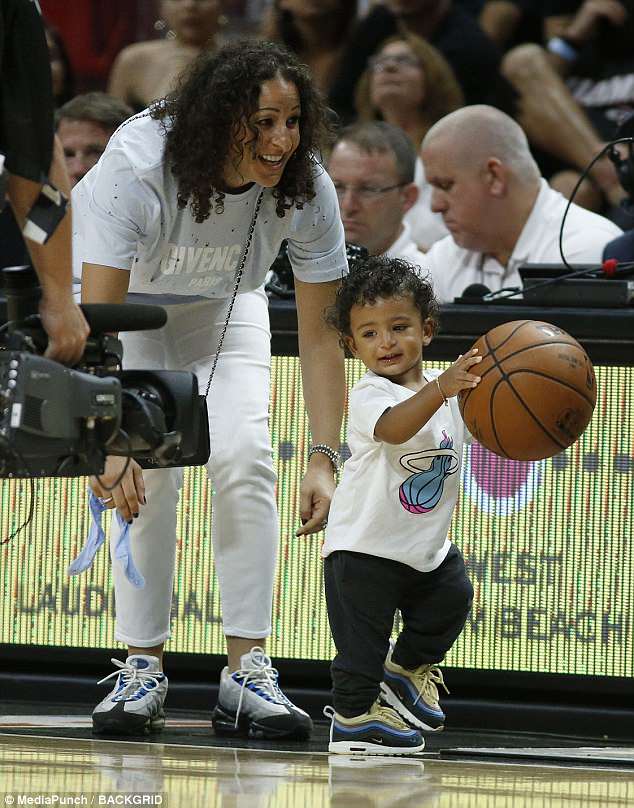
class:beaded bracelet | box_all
[308,443,342,472]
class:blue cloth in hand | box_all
[68,491,145,588]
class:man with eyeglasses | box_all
[328,121,439,264]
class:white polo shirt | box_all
[424,179,623,303]
[404,157,449,252]
[384,220,429,272]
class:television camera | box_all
[0,265,205,479]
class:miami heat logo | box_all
[398,431,459,514]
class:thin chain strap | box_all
[203,189,264,397]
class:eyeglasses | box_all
[333,182,405,201]
[369,54,421,72]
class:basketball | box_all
[458,320,597,461]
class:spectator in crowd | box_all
[420,105,622,302]
[478,0,557,49]
[108,0,223,111]
[329,1,623,215]
[354,33,464,152]
[260,0,360,95]
[353,32,461,248]
[55,92,133,300]
[545,0,632,110]
[480,0,630,214]
[328,122,428,262]
[328,0,506,122]
[56,92,133,187]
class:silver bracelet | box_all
[308,443,342,472]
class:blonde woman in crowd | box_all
[355,32,464,250]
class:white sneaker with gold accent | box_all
[381,645,448,732]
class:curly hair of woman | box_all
[151,39,336,221]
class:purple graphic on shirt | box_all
[399,431,458,514]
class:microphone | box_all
[603,231,634,265]
[601,258,634,277]
[80,303,168,334]
[459,283,492,301]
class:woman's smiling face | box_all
[223,75,301,189]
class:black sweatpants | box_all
[323,545,473,717]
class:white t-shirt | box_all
[72,111,348,302]
[385,221,429,272]
[322,369,470,573]
[404,157,449,252]
[424,179,623,303]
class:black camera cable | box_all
[0,437,35,545]
[94,430,133,493]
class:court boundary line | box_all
[1,732,632,774]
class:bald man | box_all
[420,105,622,303]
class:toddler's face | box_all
[345,294,432,385]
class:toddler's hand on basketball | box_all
[439,349,482,397]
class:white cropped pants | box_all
[110,289,278,646]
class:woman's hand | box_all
[438,349,483,399]
[296,454,336,537]
[89,456,146,523]
[294,278,345,536]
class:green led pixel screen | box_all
[1,358,632,678]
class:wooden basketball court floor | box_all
[2,707,633,807]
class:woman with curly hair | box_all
[74,39,347,740]
[260,0,359,95]
[355,32,464,251]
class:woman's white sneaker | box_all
[92,655,168,736]
[211,647,313,740]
